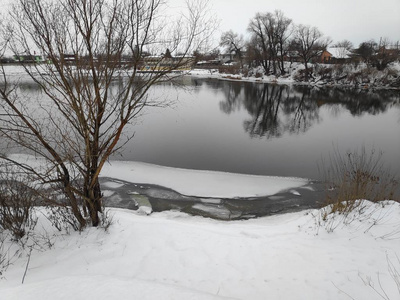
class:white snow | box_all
[101,160,309,198]
[0,200,399,300]
[327,47,352,59]
[1,147,399,300]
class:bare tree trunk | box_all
[84,176,102,227]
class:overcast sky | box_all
[199,0,400,47]
[3,0,400,49]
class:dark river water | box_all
[112,77,400,181]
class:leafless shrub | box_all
[99,208,114,232]
[312,199,398,234]
[321,146,399,215]
[46,205,81,233]
[387,255,400,294]
[218,64,241,75]
[358,254,400,300]
[0,231,21,278]
[313,146,399,233]
[44,185,114,232]
[242,66,250,77]
[347,67,378,85]
[315,65,333,80]
[333,64,345,75]
[332,253,400,300]
[293,67,314,82]
[254,71,263,78]
[0,165,38,240]
[381,68,400,85]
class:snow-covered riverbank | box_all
[189,61,400,89]
[3,62,400,89]
[0,158,399,300]
[1,201,399,300]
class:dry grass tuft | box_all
[320,146,399,216]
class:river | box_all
[113,77,400,181]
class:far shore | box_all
[188,65,400,91]
[2,63,400,90]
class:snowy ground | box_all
[0,159,399,300]
[188,67,298,85]
[0,202,399,300]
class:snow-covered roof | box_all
[327,47,352,59]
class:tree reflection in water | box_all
[214,80,400,139]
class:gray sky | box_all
[205,0,400,47]
[3,0,400,49]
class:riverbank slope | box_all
[189,61,400,89]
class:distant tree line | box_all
[355,38,400,71]
[216,10,399,80]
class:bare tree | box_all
[244,36,260,68]
[247,10,292,75]
[248,13,273,74]
[273,10,293,75]
[373,37,400,70]
[355,40,377,65]
[292,24,330,81]
[219,30,245,68]
[333,40,353,50]
[0,0,215,228]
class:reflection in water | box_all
[213,80,399,139]
[244,85,286,138]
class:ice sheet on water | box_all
[102,181,125,189]
[145,188,185,200]
[192,204,241,219]
[289,190,301,196]
[299,185,315,191]
[102,190,115,197]
[130,194,152,215]
[200,198,222,204]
